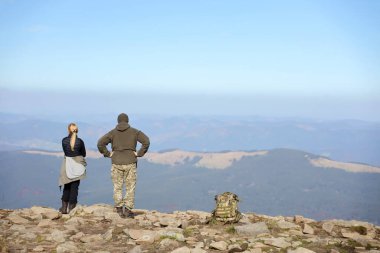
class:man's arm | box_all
[97,131,113,157]
[136,131,150,157]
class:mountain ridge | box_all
[22,148,380,173]
[2,112,380,166]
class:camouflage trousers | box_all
[111,163,137,209]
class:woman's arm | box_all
[80,139,86,157]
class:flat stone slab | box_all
[235,222,270,236]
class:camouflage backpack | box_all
[212,192,242,223]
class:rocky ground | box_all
[1,204,379,253]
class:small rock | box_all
[127,229,157,244]
[56,241,78,253]
[160,238,180,249]
[30,214,43,221]
[52,212,63,220]
[287,247,316,253]
[277,220,300,229]
[64,224,79,233]
[119,217,138,226]
[352,237,380,248]
[80,234,103,243]
[104,211,122,221]
[239,214,251,224]
[127,229,143,240]
[340,230,378,247]
[188,240,199,246]
[68,205,84,217]
[328,219,373,229]
[228,243,240,250]
[322,222,335,234]
[210,241,228,251]
[264,237,291,249]
[294,215,305,223]
[214,235,225,241]
[201,228,218,236]
[341,230,360,239]
[194,241,205,248]
[230,238,238,243]
[134,213,145,221]
[21,232,37,240]
[30,206,60,220]
[171,246,191,253]
[292,241,303,248]
[328,238,341,245]
[160,217,181,228]
[250,242,266,248]
[9,224,26,231]
[185,210,209,216]
[235,222,270,236]
[304,238,318,243]
[7,214,30,224]
[65,217,84,226]
[127,241,136,246]
[32,245,44,252]
[303,224,314,235]
[146,214,158,222]
[51,229,66,243]
[30,206,53,214]
[129,246,142,253]
[44,211,60,220]
[139,219,152,227]
[103,228,113,241]
[83,204,112,215]
[294,215,315,224]
[289,229,304,236]
[70,232,85,241]
[37,219,53,227]
[9,246,27,253]
[191,248,207,253]
[0,219,9,225]
[181,219,189,229]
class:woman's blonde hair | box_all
[67,123,78,151]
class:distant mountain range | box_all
[25,149,380,173]
[1,112,379,166]
[1,149,379,225]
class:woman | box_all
[59,123,87,214]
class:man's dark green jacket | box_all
[97,118,150,165]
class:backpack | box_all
[211,192,242,223]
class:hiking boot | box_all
[59,200,68,214]
[68,203,77,213]
[115,206,125,218]
[124,208,135,218]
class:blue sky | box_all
[0,0,379,120]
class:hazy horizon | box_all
[1,88,379,123]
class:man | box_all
[97,113,150,218]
